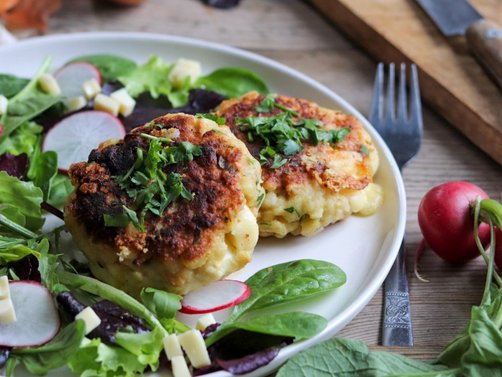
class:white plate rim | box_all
[0,31,406,377]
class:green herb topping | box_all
[236,94,350,169]
[106,134,202,231]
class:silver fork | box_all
[369,63,423,346]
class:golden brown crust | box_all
[216,91,374,195]
[66,114,245,265]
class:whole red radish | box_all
[418,181,490,263]
[495,227,502,272]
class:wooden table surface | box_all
[10,0,502,368]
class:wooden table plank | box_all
[308,0,502,166]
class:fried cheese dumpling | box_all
[216,92,383,238]
[65,113,264,296]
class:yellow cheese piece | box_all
[0,297,16,325]
[163,334,183,360]
[94,94,120,116]
[66,96,87,113]
[0,276,10,299]
[110,88,136,117]
[0,95,7,115]
[195,313,216,331]
[82,78,101,100]
[177,329,211,368]
[171,355,191,377]
[38,74,61,96]
[75,306,101,334]
[168,58,201,88]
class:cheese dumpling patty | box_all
[216,92,383,238]
[65,113,264,296]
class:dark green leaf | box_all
[197,67,269,98]
[0,171,44,231]
[231,312,327,340]
[68,54,138,82]
[27,146,58,201]
[0,74,29,98]
[234,259,346,318]
[140,287,181,319]
[14,320,86,375]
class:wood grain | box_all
[308,0,502,165]
[11,0,502,365]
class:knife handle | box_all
[465,19,502,89]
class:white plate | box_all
[0,32,406,377]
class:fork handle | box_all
[382,237,413,346]
[466,19,502,89]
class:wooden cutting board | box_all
[308,0,502,165]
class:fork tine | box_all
[397,63,407,122]
[385,63,395,120]
[409,64,423,129]
[369,63,384,123]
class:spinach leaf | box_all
[0,74,29,98]
[47,174,74,208]
[0,58,62,139]
[197,67,269,98]
[68,54,138,82]
[140,287,181,319]
[13,320,86,375]
[0,171,44,231]
[206,260,345,347]
[0,235,41,264]
[27,146,58,201]
[224,312,327,340]
[231,259,346,319]
[276,338,455,377]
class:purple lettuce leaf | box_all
[0,153,28,179]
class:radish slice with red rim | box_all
[54,62,102,99]
[180,280,251,314]
[0,280,60,348]
[42,110,126,173]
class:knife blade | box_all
[416,0,502,88]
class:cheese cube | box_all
[94,94,120,116]
[66,96,87,113]
[177,329,211,368]
[168,58,201,88]
[163,334,183,360]
[75,306,101,334]
[110,88,136,117]
[82,78,101,100]
[171,355,191,377]
[38,73,61,96]
[0,298,16,325]
[0,276,10,299]
[0,95,7,115]
[195,313,216,331]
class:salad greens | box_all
[0,53,353,377]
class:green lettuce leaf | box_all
[69,328,164,377]
[0,121,43,156]
[119,56,173,99]
[0,171,44,231]
[197,67,269,98]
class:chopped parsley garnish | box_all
[236,94,350,169]
[108,133,202,230]
[284,206,305,220]
[359,145,369,156]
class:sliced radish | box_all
[43,110,126,173]
[0,280,60,347]
[180,280,251,314]
[54,62,102,99]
